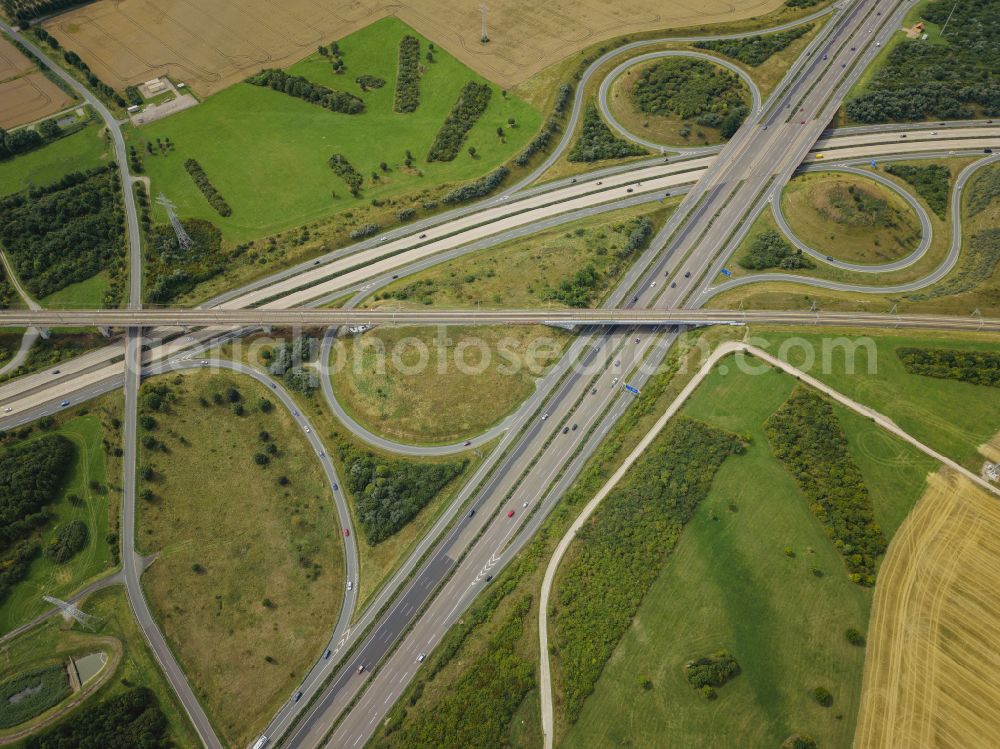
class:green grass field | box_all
[0,587,199,747]
[0,413,117,636]
[135,370,344,748]
[752,328,1000,470]
[40,272,109,309]
[563,360,934,749]
[781,172,922,264]
[0,123,109,197]
[365,203,672,310]
[129,17,540,245]
[331,325,565,444]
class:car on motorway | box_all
[252,737,269,749]
[357,665,365,673]
[591,387,597,394]
[572,424,578,431]
[419,233,427,239]
[304,426,310,433]
[612,377,619,386]
[615,360,620,366]
[541,413,549,420]
[324,649,331,659]
[347,580,353,591]
[3,407,10,413]
[684,271,691,278]
[60,400,70,407]
[485,575,493,582]
[464,440,471,446]
[986,148,994,154]
[650,281,656,287]
[293,691,303,703]
[671,282,676,288]
[522,501,528,507]
[51,369,60,375]
[380,235,388,242]
[313,260,320,265]
[635,337,640,343]
[417,653,426,662]
[626,188,634,193]
[507,509,515,518]
[468,508,476,518]
[562,426,569,434]
[343,528,350,537]
[333,482,338,490]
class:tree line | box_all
[62,50,127,108]
[184,159,231,217]
[246,68,364,114]
[568,104,647,162]
[0,117,65,161]
[695,24,812,67]
[845,0,1000,123]
[427,81,492,162]
[765,387,886,586]
[2,0,87,23]
[441,166,509,204]
[739,229,815,270]
[896,346,1000,388]
[394,35,422,113]
[0,165,124,300]
[552,416,744,723]
[335,437,466,544]
[515,83,572,167]
[24,687,171,749]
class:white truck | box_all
[251,737,269,749]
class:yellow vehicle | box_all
[814,153,825,159]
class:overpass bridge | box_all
[0,308,997,332]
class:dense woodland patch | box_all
[897,347,1000,387]
[145,218,224,304]
[884,163,950,219]
[24,687,170,749]
[568,104,647,162]
[739,229,815,270]
[694,24,812,67]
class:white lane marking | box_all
[369,714,377,725]
[354,735,363,746]
[384,693,393,704]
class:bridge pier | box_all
[37,327,50,340]
[98,326,112,338]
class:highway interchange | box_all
[1,0,999,747]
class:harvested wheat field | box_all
[0,72,72,128]
[0,35,35,80]
[45,0,787,96]
[854,470,1000,749]
[980,431,1000,463]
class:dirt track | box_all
[45,0,786,96]
[854,470,1000,748]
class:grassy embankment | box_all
[0,122,109,197]
[134,370,344,749]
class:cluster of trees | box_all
[329,153,363,196]
[0,166,124,297]
[24,687,171,749]
[684,650,741,699]
[885,163,950,219]
[568,104,647,162]
[739,229,815,270]
[427,82,492,162]
[318,41,345,73]
[632,58,744,119]
[335,438,466,544]
[350,223,380,240]
[782,735,819,749]
[552,417,744,723]
[355,74,385,92]
[785,0,822,7]
[145,219,224,303]
[695,24,812,66]
[541,264,600,307]
[967,163,1000,216]
[44,519,88,563]
[62,50,126,108]
[0,434,74,602]
[515,82,573,167]
[765,388,887,585]
[375,595,534,748]
[267,336,318,392]
[394,35,422,113]
[896,346,1000,388]
[908,227,1000,301]
[2,0,86,24]
[184,159,231,217]
[441,166,509,204]
[245,68,364,114]
[846,0,1000,123]
[0,665,70,729]
[124,85,142,106]
[0,126,41,160]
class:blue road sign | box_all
[721,268,733,277]
[625,384,640,395]
[871,159,877,168]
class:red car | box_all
[507,510,515,518]
[343,528,350,537]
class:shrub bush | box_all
[427,82,492,162]
[394,36,422,113]
[183,159,231,217]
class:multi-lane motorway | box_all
[1,1,998,747]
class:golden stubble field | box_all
[854,469,1000,749]
[45,0,786,96]
[0,36,72,128]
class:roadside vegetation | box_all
[0,332,108,384]
[367,205,670,310]
[0,586,199,746]
[0,166,124,307]
[330,326,566,444]
[884,163,950,218]
[135,371,343,749]
[0,664,69,729]
[567,104,647,162]
[739,228,814,270]
[24,687,170,748]
[563,359,932,749]
[694,24,813,66]
[551,417,745,723]
[845,0,1000,123]
[780,172,921,264]
[896,346,1000,387]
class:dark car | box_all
[684,271,691,278]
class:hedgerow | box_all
[515,83,573,167]
[329,153,364,197]
[896,346,1000,387]
[694,25,812,66]
[394,35,422,113]
[552,417,744,723]
[245,68,364,114]
[335,438,467,543]
[567,104,647,162]
[427,81,492,162]
[184,159,231,217]
[765,387,886,585]
[441,166,508,204]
